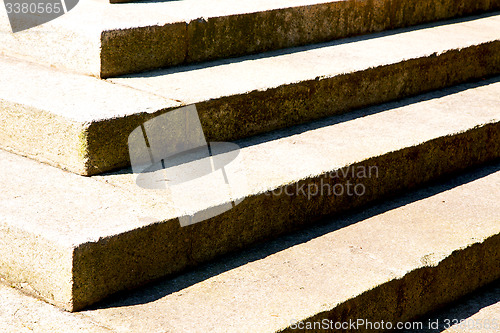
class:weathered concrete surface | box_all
[0,282,112,332]
[0,0,498,77]
[2,163,496,332]
[0,78,499,311]
[0,147,178,311]
[1,15,500,176]
[0,55,180,175]
[79,164,500,333]
[113,14,500,145]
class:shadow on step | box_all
[122,12,500,78]
[236,76,500,149]
[88,160,500,310]
[99,76,500,179]
[398,279,500,332]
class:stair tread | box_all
[80,164,500,333]
[110,14,500,103]
[96,79,500,210]
[2,163,499,331]
[1,0,498,77]
[0,78,498,310]
[2,78,499,245]
[1,14,499,175]
[0,55,178,123]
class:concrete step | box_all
[1,163,499,332]
[401,280,500,333]
[0,0,498,77]
[0,77,499,311]
[77,164,500,332]
[1,14,499,176]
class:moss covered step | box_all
[0,77,499,311]
[0,0,499,77]
[1,14,500,176]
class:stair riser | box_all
[2,41,497,176]
[197,42,500,143]
[85,41,500,175]
[1,1,498,78]
[280,235,500,333]
[70,123,499,311]
[101,0,500,77]
[2,14,499,176]
[1,167,499,332]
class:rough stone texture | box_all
[0,0,499,77]
[80,164,500,332]
[0,78,499,311]
[0,55,180,175]
[184,0,500,67]
[113,14,500,144]
[2,163,498,332]
[1,15,499,176]
[401,280,500,332]
[100,22,187,79]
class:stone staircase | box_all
[0,0,499,331]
